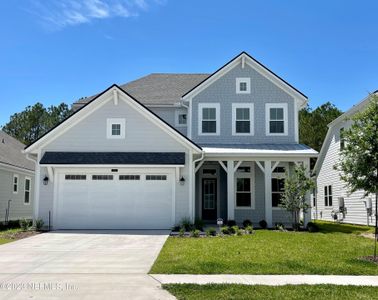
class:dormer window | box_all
[236,78,251,94]
[107,118,125,139]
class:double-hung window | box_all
[266,103,288,135]
[235,164,254,208]
[324,185,333,207]
[232,103,254,135]
[272,166,286,207]
[198,103,219,135]
[13,174,18,194]
[24,177,31,204]
[107,118,125,139]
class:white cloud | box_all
[29,0,162,30]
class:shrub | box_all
[220,226,230,235]
[234,226,243,236]
[229,225,239,235]
[181,217,192,231]
[190,229,200,238]
[292,223,301,231]
[19,218,31,231]
[245,225,253,234]
[35,219,44,231]
[205,227,217,237]
[242,219,252,228]
[227,220,236,227]
[307,222,319,233]
[259,220,268,229]
[172,225,181,232]
[194,219,205,231]
[275,223,285,231]
[178,227,185,237]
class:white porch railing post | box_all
[227,160,235,220]
[264,160,273,227]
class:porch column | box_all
[303,158,311,226]
[227,160,235,220]
[264,160,273,227]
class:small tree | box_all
[280,165,315,230]
[334,94,378,260]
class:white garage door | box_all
[55,169,174,229]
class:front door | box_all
[202,178,217,220]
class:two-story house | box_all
[24,52,317,230]
[314,92,377,226]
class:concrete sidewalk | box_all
[151,274,378,286]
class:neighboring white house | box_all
[24,52,317,230]
[313,92,377,226]
[0,131,35,223]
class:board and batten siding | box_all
[37,96,192,227]
[0,168,34,221]
[316,120,376,226]
[191,63,297,145]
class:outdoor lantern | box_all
[179,176,185,185]
[43,176,49,185]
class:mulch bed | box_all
[360,256,378,264]
[2,230,40,240]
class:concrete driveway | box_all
[0,230,174,299]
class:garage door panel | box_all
[56,170,173,229]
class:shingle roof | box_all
[0,131,35,171]
[74,73,210,107]
[40,152,185,165]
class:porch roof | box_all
[200,144,318,157]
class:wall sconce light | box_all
[43,176,49,185]
[179,176,185,185]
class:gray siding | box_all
[149,107,188,136]
[316,120,376,226]
[191,64,296,144]
[0,168,34,221]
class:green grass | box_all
[0,228,23,245]
[151,228,378,275]
[314,220,375,234]
[163,284,378,300]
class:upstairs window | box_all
[198,103,220,135]
[236,78,251,94]
[324,185,333,207]
[176,111,187,127]
[107,118,125,139]
[13,174,18,194]
[340,128,345,150]
[266,103,288,135]
[232,103,254,135]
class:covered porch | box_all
[192,144,317,227]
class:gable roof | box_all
[24,84,202,153]
[314,91,377,175]
[0,131,35,171]
[182,51,308,107]
[74,73,209,108]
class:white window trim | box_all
[265,103,288,136]
[198,103,220,136]
[232,103,254,136]
[24,176,31,205]
[272,163,288,210]
[235,163,255,209]
[13,174,19,194]
[107,118,125,139]
[236,77,251,94]
[175,110,187,127]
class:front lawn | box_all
[314,220,375,234]
[151,225,378,275]
[164,284,378,300]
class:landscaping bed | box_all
[163,284,378,300]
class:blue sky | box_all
[0,0,377,126]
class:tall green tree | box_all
[280,165,315,230]
[1,102,72,145]
[299,102,342,151]
[334,94,378,260]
